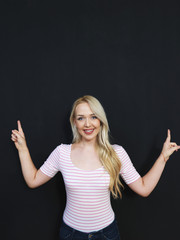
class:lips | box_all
[84,129,94,135]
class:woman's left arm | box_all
[128,129,180,197]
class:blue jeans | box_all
[59,218,121,240]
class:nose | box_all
[85,117,91,127]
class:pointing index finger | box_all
[17,120,23,132]
[166,129,171,142]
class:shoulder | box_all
[111,144,130,160]
[59,143,71,147]
[52,143,71,154]
[111,144,124,152]
[58,143,71,150]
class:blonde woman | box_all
[11,95,180,240]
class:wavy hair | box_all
[69,95,124,198]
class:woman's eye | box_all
[77,117,83,120]
[92,116,97,119]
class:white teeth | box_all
[84,129,94,132]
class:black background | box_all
[1,0,180,239]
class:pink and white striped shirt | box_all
[40,144,140,232]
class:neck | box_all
[77,138,98,149]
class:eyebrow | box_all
[76,114,96,116]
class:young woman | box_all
[11,95,180,240]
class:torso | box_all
[70,143,103,171]
[40,143,140,232]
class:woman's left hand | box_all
[161,129,180,162]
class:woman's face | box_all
[74,102,101,143]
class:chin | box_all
[82,133,98,141]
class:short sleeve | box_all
[40,145,61,178]
[113,144,141,184]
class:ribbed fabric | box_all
[40,144,140,232]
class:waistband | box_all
[61,218,117,236]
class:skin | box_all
[11,103,180,196]
[70,102,102,171]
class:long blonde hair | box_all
[69,95,124,199]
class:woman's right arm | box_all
[11,120,51,188]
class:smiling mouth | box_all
[84,129,94,135]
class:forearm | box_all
[142,154,166,196]
[18,147,38,187]
[128,130,180,197]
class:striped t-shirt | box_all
[40,144,140,232]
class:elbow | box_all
[28,184,36,189]
[140,190,151,198]
[26,171,38,189]
[27,183,35,189]
[26,181,37,189]
[141,193,150,198]
[140,179,151,197]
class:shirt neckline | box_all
[69,144,104,172]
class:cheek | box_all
[95,120,101,128]
[75,121,84,129]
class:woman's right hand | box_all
[11,120,27,151]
